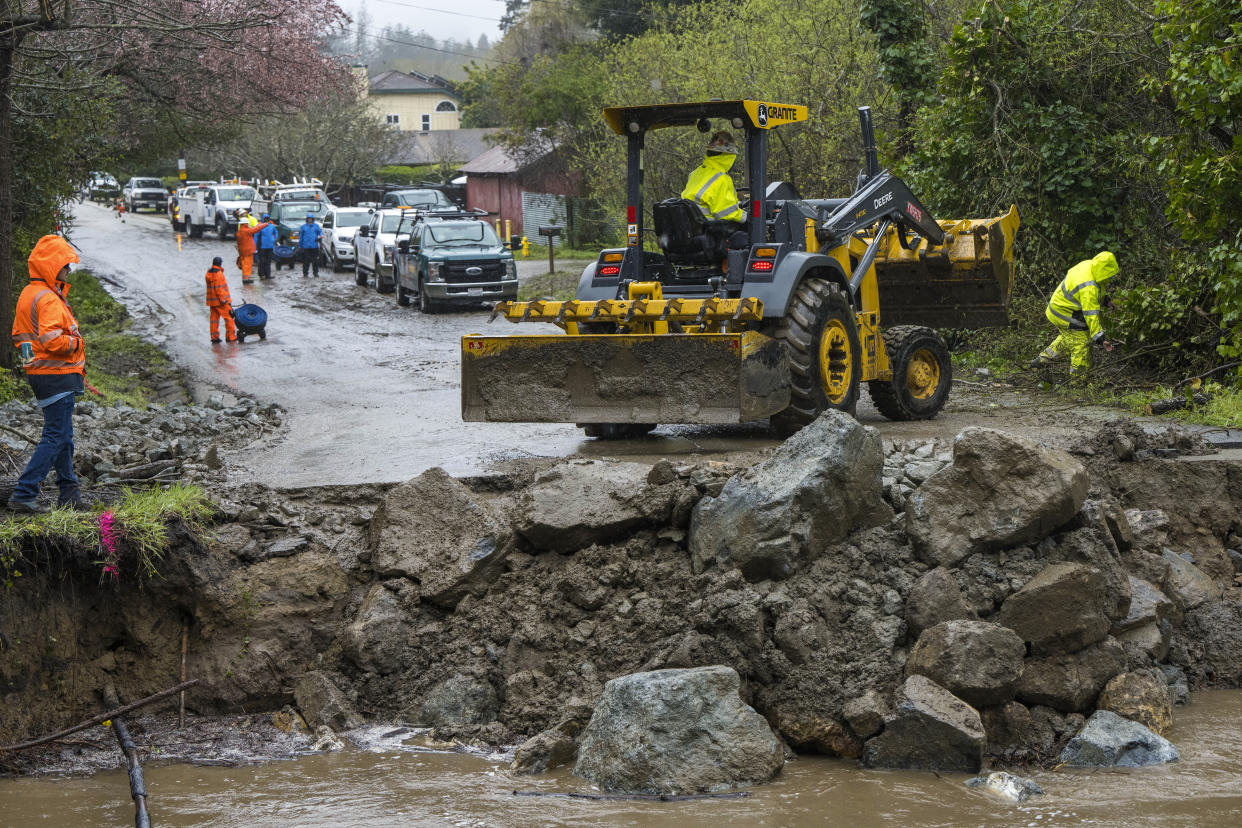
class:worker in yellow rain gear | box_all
[682,130,746,225]
[1032,251,1119,375]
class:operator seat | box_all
[653,198,735,267]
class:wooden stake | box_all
[179,622,189,729]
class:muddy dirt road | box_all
[69,202,1098,486]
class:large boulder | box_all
[573,666,784,794]
[690,412,890,581]
[516,460,680,552]
[906,620,1026,708]
[905,567,977,636]
[997,563,1112,655]
[340,582,415,674]
[1161,550,1221,612]
[1058,710,1179,767]
[415,674,499,727]
[294,671,363,732]
[861,675,986,773]
[1015,638,1126,713]
[1097,671,1174,735]
[369,467,513,607]
[905,428,1088,567]
[1111,576,1174,634]
[1181,599,1242,685]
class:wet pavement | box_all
[66,202,1104,487]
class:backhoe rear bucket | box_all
[873,205,1020,328]
[462,331,790,424]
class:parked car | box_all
[167,182,212,231]
[87,172,119,203]
[123,177,168,213]
[353,208,419,292]
[379,188,455,210]
[181,182,258,239]
[392,211,518,313]
[321,207,371,271]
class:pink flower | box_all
[98,511,120,582]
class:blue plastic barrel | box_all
[234,303,267,329]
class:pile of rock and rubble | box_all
[4,411,1241,794]
[0,394,281,488]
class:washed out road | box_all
[69,201,1087,486]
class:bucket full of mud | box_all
[232,303,267,343]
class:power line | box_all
[343,26,519,65]
[371,0,502,24]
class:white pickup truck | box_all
[353,207,418,292]
[182,182,259,240]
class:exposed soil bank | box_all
[3,416,1240,776]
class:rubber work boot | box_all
[58,493,92,512]
[7,496,50,514]
[211,338,222,344]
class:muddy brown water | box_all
[4,691,1240,826]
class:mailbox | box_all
[537,225,562,237]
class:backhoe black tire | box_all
[771,279,861,436]
[867,325,952,421]
[580,423,657,439]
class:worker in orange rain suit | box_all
[8,234,89,513]
[235,210,271,286]
[205,256,236,344]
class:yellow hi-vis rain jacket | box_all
[681,153,745,223]
[1046,251,1119,343]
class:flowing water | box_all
[3,691,1241,826]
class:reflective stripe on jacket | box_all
[12,235,85,376]
[681,153,745,223]
[236,221,269,256]
[1046,251,1119,341]
[205,266,232,308]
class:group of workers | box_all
[207,210,325,343]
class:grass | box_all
[519,240,601,261]
[0,483,213,587]
[2,267,178,408]
[518,270,584,301]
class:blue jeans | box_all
[13,394,79,502]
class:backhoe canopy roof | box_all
[602,100,807,135]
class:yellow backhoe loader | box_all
[462,101,1019,437]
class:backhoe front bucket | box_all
[462,331,790,424]
[873,205,1020,328]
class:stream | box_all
[3,691,1240,826]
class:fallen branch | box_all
[103,686,151,828]
[512,790,751,801]
[0,679,199,753]
[117,460,178,481]
[0,423,38,445]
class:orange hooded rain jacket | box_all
[12,235,85,377]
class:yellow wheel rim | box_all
[906,348,941,400]
[818,319,853,404]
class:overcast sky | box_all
[339,0,506,43]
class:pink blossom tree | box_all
[0,0,351,367]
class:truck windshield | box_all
[392,190,452,208]
[381,214,414,233]
[427,222,501,246]
[287,202,327,218]
[217,187,256,201]
[276,189,325,202]
[132,178,163,188]
[334,212,369,228]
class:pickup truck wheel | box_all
[375,259,394,294]
[396,285,411,307]
[417,279,438,314]
[354,260,367,286]
[216,218,228,240]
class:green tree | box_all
[1146,0,1242,364]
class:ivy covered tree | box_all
[1146,0,1242,365]
[859,0,937,149]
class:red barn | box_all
[458,144,574,244]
